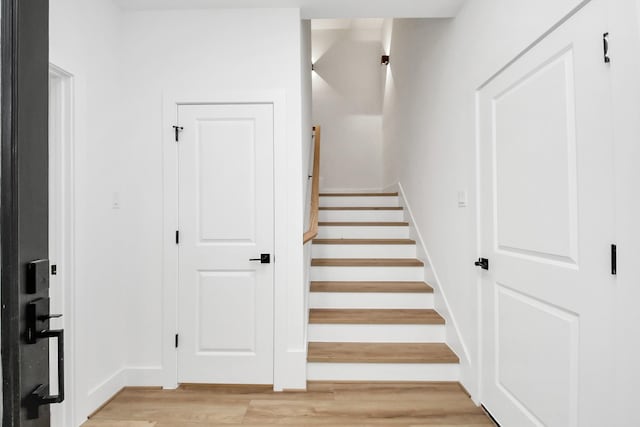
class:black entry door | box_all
[1,1,59,426]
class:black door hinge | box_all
[172,125,184,142]
[175,334,179,348]
[603,32,610,63]
[51,265,57,275]
[175,230,180,244]
[611,244,617,275]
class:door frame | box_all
[48,63,76,427]
[161,90,286,389]
[2,0,51,424]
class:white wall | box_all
[610,0,640,424]
[50,4,308,423]
[381,0,606,400]
[49,1,127,424]
[312,28,385,191]
[119,7,305,390]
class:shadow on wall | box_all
[312,30,384,116]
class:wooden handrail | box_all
[303,126,321,244]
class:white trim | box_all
[473,91,483,406]
[161,90,287,390]
[86,369,127,419]
[125,367,165,387]
[396,183,472,365]
[49,64,77,427]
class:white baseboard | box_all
[126,366,164,387]
[396,183,472,367]
[83,366,164,424]
[86,368,127,419]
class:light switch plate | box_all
[458,191,468,208]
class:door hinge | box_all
[175,334,179,348]
[51,264,57,275]
[611,244,617,275]
[172,125,184,142]
[175,230,180,244]
[603,32,610,64]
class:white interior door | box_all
[478,1,615,426]
[177,103,274,384]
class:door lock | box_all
[249,254,271,264]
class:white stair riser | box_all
[311,266,424,281]
[312,244,416,259]
[319,210,405,222]
[306,363,460,382]
[308,324,445,343]
[317,226,409,239]
[320,196,399,207]
[309,292,433,309]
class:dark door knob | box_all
[474,258,489,270]
[249,254,271,264]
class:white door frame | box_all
[48,63,76,427]
[161,90,286,389]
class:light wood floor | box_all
[83,382,495,426]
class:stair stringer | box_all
[395,183,475,396]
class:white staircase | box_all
[307,192,460,381]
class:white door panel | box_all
[479,2,614,426]
[177,103,274,384]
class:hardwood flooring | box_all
[84,382,494,426]
[319,192,399,197]
[309,309,444,325]
[311,259,424,267]
[318,222,409,227]
[307,343,459,363]
[310,281,433,293]
[318,207,404,211]
[312,239,416,245]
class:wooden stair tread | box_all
[320,192,398,197]
[318,222,409,227]
[309,309,444,325]
[310,281,433,293]
[312,239,416,245]
[319,206,403,211]
[307,342,459,364]
[312,258,424,267]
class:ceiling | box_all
[113,0,467,19]
[311,19,385,31]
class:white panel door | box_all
[177,103,274,384]
[479,2,615,426]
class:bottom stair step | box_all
[307,342,459,364]
[306,362,460,382]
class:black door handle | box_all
[474,258,489,270]
[249,254,271,264]
[30,328,65,405]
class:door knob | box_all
[249,254,271,264]
[474,258,489,270]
